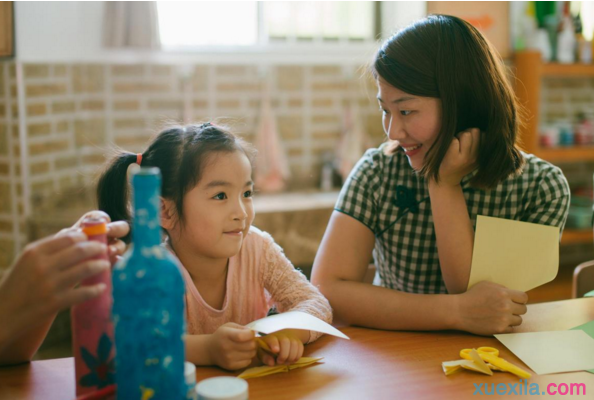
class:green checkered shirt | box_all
[335,143,571,294]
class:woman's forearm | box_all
[429,183,474,293]
[0,316,55,366]
[319,279,458,331]
[185,334,214,366]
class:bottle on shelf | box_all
[557,3,576,64]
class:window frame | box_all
[157,1,386,57]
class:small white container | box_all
[185,362,198,400]
[196,377,249,400]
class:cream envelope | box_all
[495,330,594,375]
[246,311,350,340]
[467,216,559,292]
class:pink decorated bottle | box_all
[70,218,116,396]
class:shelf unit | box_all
[514,51,594,245]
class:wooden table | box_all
[1,298,593,399]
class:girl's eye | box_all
[400,110,412,116]
[213,193,227,200]
[243,190,253,198]
[380,107,390,115]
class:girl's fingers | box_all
[238,348,257,360]
[230,328,255,343]
[235,339,257,353]
[228,358,253,371]
[287,341,301,364]
[49,241,107,272]
[276,337,291,364]
[55,283,106,310]
[263,335,280,353]
[56,259,110,291]
[257,348,275,366]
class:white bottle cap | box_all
[196,377,249,400]
[185,361,197,385]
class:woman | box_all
[311,15,570,336]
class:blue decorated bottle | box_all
[112,167,186,400]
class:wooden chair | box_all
[572,260,594,298]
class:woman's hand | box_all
[58,210,129,264]
[257,329,304,366]
[0,232,110,342]
[206,323,257,371]
[435,128,480,187]
[453,281,528,336]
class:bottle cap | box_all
[81,218,107,236]
[196,377,248,400]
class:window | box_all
[157,1,379,50]
[157,2,258,47]
[265,2,376,42]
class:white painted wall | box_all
[15,1,106,61]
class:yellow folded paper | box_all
[442,350,492,376]
[443,347,531,379]
[238,357,323,379]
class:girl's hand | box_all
[0,232,110,339]
[257,329,304,366]
[58,210,129,264]
[453,281,528,336]
[207,323,256,371]
[435,128,480,187]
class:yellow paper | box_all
[442,360,464,375]
[468,216,559,292]
[246,311,350,340]
[467,349,493,375]
[495,330,594,375]
[442,359,491,376]
[238,357,323,379]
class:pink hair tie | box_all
[136,153,142,166]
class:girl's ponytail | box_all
[96,152,138,242]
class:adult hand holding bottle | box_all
[0,211,129,366]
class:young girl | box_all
[311,15,570,336]
[97,123,332,370]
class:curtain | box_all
[103,1,160,48]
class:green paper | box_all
[571,320,594,374]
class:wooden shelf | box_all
[542,63,594,77]
[561,229,593,245]
[535,147,594,163]
[514,51,594,162]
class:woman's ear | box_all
[160,197,177,231]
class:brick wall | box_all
[0,61,385,269]
[2,60,593,272]
[0,62,24,269]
